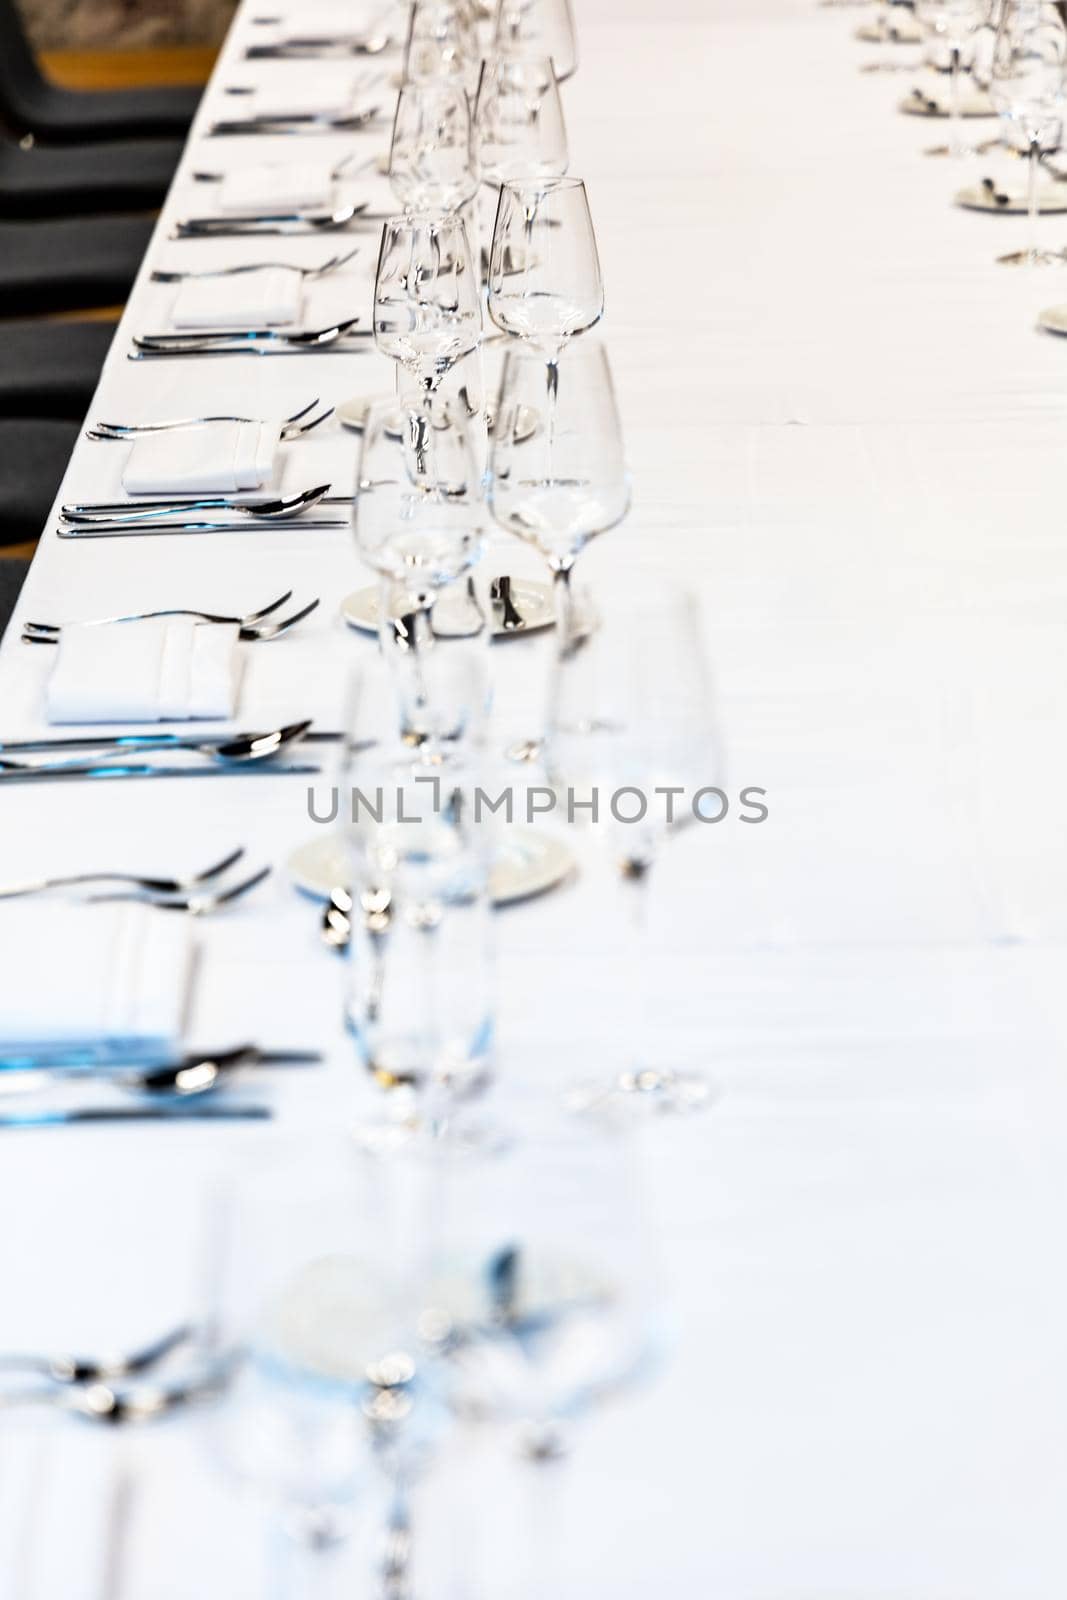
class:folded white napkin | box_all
[123,421,281,494]
[171,269,303,330]
[216,162,335,215]
[47,618,242,724]
[0,903,193,1059]
[252,72,365,121]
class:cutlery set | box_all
[0,722,334,783]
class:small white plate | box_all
[856,15,921,42]
[1036,304,1067,336]
[957,183,1067,213]
[341,579,555,638]
[899,86,994,117]
[288,827,574,906]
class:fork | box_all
[87,398,330,437]
[0,847,245,902]
[192,151,377,183]
[89,865,272,914]
[24,598,319,646]
[24,591,291,633]
[150,246,361,284]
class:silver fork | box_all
[89,865,272,914]
[150,246,361,285]
[24,598,319,646]
[87,404,333,444]
[0,847,245,902]
[23,590,291,633]
[86,398,327,436]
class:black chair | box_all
[0,133,182,218]
[0,0,202,143]
[0,417,79,546]
[0,213,155,315]
[0,318,115,419]
[0,556,31,637]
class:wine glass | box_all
[487,175,603,358]
[403,0,481,92]
[374,213,483,394]
[489,340,629,641]
[547,585,724,1116]
[474,54,569,185]
[493,0,578,81]
[353,394,489,748]
[422,1104,662,1598]
[915,0,987,156]
[203,1137,445,1600]
[388,80,479,216]
[989,0,1067,263]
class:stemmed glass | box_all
[547,585,724,1116]
[489,339,629,653]
[403,0,481,93]
[203,1137,445,1600]
[353,393,489,749]
[989,0,1067,263]
[422,1105,662,1599]
[374,213,483,395]
[493,0,578,82]
[474,55,569,185]
[388,81,480,216]
[915,0,987,156]
[487,176,602,356]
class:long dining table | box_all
[3,0,1067,1593]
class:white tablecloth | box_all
[2,2,1067,1594]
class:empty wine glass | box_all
[548,585,724,1116]
[422,1104,662,1597]
[493,0,578,81]
[915,0,987,155]
[388,80,479,215]
[487,176,603,357]
[989,0,1067,263]
[474,54,569,185]
[374,213,483,393]
[203,1137,444,1600]
[403,0,481,92]
[489,340,629,639]
[354,394,489,749]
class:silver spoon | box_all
[60,486,331,525]
[0,720,313,776]
[118,1043,321,1097]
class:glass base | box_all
[997,248,1063,266]
[567,1068,717,1120]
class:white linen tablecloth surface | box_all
[2,1,1067,1595]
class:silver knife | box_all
[0,1106,272,1128]
[0,762,321,783]
[58,517,349,535]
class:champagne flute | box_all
[388,80,479,216]
[373,212,483,394]
[989,0,1067,263]
[493,0,578,81]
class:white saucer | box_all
[856,15,921,42]
[1036,304,1067,336]
[288,827,574,907]
[337,394,396,433]
[341,579,555,638]
[899,86,994,117]
[957,183,1067,213]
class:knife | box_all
[0,1106,272,1128]
[0,731,340,754]
[58,517,350,535]
[0,762,321,783]
[0,1047,322,1074]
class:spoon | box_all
[60,487,332,525]
[133,318,367,354]
[0,720,313,776]
[119,1043,322,1097]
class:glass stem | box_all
[545,351,560,478]
[1028,136,1041,265]
[948,45,961,157]
[543,561,576,754]
[616,852,655,1080]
